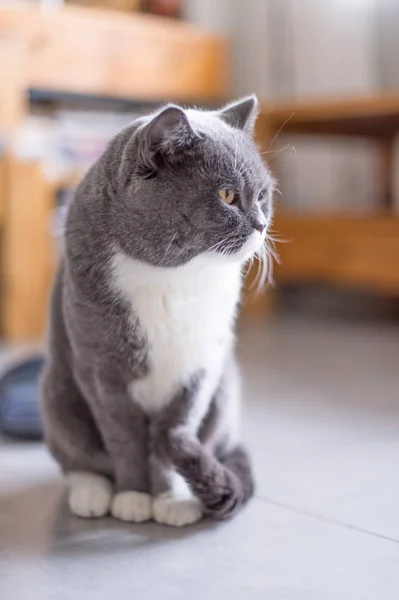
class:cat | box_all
[41,95,274,527]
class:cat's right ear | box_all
[218,95,259,134]
[138,105,197,170]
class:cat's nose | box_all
[254,222,266,234]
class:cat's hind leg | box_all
[67,472,113,518]
[75,366,152,524]
[41,362,113,518]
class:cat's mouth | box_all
[214,230,266,264]
[234,230,266,262]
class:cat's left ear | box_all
[218,95,259,134]
[139,105,197,168]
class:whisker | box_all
[267,232,289,244]
[267,243,275,285]
[266,113,296,152]
[257,245,269,292]
[234,137,238,171]
[256,246,267,291]
[247,234,280,295]
[265,237,281,264]
[223,241,238,256]
[206,235,236,253]
[243,252,255,278]
[260,142,296,157]
[249,250,263,293]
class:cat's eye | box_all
[257,188,268,203]
[143,170,157,180]
[219,189,236,205]
[138,165,157,180]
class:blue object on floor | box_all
[0,357,44,440]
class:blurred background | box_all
[0,0,398,345]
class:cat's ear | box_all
[139,105,196,167]
[218,95,259,134]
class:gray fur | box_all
[41,96,272,520]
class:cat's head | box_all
[113,96,274,268]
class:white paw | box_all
[111,491,152,523]
[67,472,112,518]
[152,492,204,527]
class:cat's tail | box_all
[162,431,254,520]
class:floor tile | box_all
[239,316,399,541]
[1,472,399,600]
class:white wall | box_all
[284,0,379,213]
[185,0,378,99]
[185,0,274,96]
[290,0,377,98]
[375,0,399,91]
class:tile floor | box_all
[1,314,399,599]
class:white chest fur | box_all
[112,252,242,413]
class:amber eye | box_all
[219,189,236,205]
[257,189,267,203]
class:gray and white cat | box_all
[41,96,274,527]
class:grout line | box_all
[254,494,399,545]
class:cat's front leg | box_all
[149,372,206,527]
[79,366,152,523]
[152,372,254,522]
[149,451,204,527]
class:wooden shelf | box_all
[27,88,221,112]
[260,93,399,138]
[256,94,399,299]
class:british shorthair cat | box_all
[41,96,274,526]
